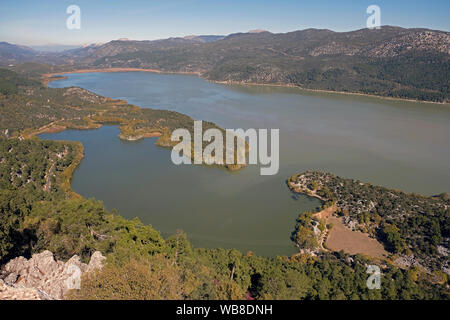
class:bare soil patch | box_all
[315,206,388,259]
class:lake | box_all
[43,71,450,256]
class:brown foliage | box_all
[68,256,184,300]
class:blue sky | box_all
[0,0,449,45]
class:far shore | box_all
[43,67,449,105]
[43,68,201,82]
[214,80,450,105]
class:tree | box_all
[381,224,405,253]
[294,226,318,250]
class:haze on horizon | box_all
[0,0,449,47]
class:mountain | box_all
[1,26,449,102]
[58,35,224,64]
[183,35,225,43]
[29,44,81,52]
[0,42,37,64]
[70,26,448,102]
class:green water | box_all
[43,72,450,256]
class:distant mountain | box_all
[248,29,268,33]
[1,26,449,102]
[183,35,225,43]
[0,42,68,65]
[0,42,37,64]
[67,26,448,102]
[56,35,224,64]
[29,44,81,52]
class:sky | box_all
[0,0,449,46]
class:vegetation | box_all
[0,68,245,170]
[291,212,319,251]
[289,171,450,273]
[2,27,448,102]
[0,68,40,95]
[0,63,448,300]
[0,138,82,262]
[56,26,449,103]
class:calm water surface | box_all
[43,72,450,256]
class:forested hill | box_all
[0,42,36,62]
[65,26,449,102]
[288,171,450,275]
[1,26,449,102]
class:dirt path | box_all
[43,163,54,192]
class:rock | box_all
[394,254,429,273]
[87,251,106,272]
[0,279,43,300]
[0,250,106,300]
[437,245,449,257]
[3,273,18,286]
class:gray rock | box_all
[0,250,106,300]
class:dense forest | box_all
[0,138,82,262]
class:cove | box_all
[42,71,450,256]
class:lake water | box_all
[43,72,450,256]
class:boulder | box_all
[0,250,105,300]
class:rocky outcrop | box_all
[0,250,105,300]
[367,31,450,58]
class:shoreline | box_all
[43,68,449,105]
[288,181,388,260]
[213,80,450,105]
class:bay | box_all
[42,71,450,256]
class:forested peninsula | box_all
[0,68,244,171]
[2,26,449,103]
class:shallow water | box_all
[43,71,450,256]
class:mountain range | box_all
[1,26,449,102]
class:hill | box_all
[70,26,450,102]
[288,171,450,274]
[1,26,448,102]
[0,42,36,63]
